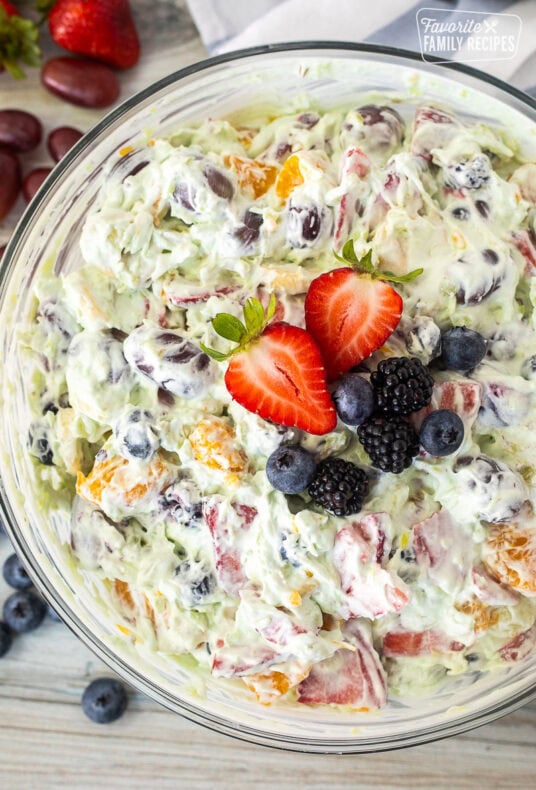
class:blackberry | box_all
[308,458,368,516]
[358,417,420,474]
[371,356,433,416]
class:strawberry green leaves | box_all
[0,6,41,79]
[201,294,277,361]
[335,241,423,285]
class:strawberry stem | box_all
[335,240,423,284]
[35,0,56,25]
[0,8,41,79]
[201,294,277,361]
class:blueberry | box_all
[28,424,54,465]
[3,591,46,633]
[266,445,317,494]
[190,574,214,601]
[81,677,128,724]
[3,554,33,590]
[115,408,159,461]
[451,206,470,220]
[521,355,536,380]
[449,156,490,190]
[332,373,375,426]
[0,622,12,658]
[440,327,487,372]
[419,409,464,456]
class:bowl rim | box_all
[1,40,536,754]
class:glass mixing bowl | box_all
[1,43,536,754]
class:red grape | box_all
[47,126,83,162]
[0,149,21,220]
[41,57,120,109]
[0,110,42,153]
[22,168,53,203]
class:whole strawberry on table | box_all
[0,0,141,225]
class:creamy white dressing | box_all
[22,99,536,708]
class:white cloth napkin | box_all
[186,0,536,96]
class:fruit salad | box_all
[21,99,536,708]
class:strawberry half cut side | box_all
[202,295,336,436]
[305,267,403,381]
[305,244,423,381]
[225,322,336,435]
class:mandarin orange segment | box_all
[114,579,135,612]
[244,671,291,698]
[456,598,499,632]
[243,666,310,703]
[76,452,171,508]
[224,154,278,199]
[275,154,304,199]
[483,524,536,596]
[189,417,247,473]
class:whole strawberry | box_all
[48,0,140,70]
[202,295,337,436]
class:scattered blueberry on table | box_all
[3,590,47,633]
[82,678,128,724]
[3,553,33,590]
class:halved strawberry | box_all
[305,245,422,381]
[305,268,402,381]
[202,295,336,435]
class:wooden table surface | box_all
[1,4,535,787]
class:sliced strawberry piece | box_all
[414,107,457,127]
[297,620,387,707]
[232,503,258,527]
[225,322,336,435]
[258,611,308,647]
[211,644,277,677]
[334,148,371,245]
[333,514,410,619]
[412,379,481,432]
[382,629,465,657]
[162,282,238,307]
[305,268,402,380]
[412,510,473,594]
[411,106,459,160]
[204,499,246,596]
[498,625,536,663]
[512,230,536,272]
